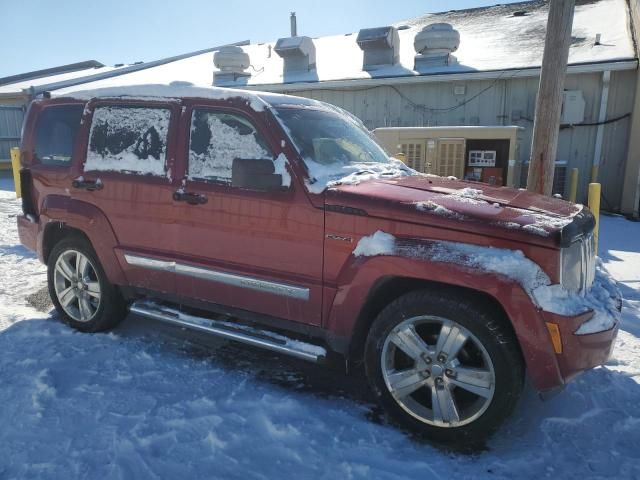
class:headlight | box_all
[560,234,595,294]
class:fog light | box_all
[545,322,563,354]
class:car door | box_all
[71,100,181,295]
[170,103,324,325]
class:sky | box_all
[1,0,522,78]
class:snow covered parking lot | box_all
[1,173,639,479]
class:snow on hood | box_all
[306,158,418,194]
[328,174,583,240]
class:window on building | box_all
[34,105,84,166]
[188,110,272,183]
[86,106,171,176]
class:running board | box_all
[129,301,326,364]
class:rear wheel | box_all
[47,236,126,332]
[365,290,524,444]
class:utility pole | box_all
[526,0,575,195]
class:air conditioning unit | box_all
[356,26,400,70]
[274,36,316,72]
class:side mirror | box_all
[232,158,284,192]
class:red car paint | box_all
[16,92,618,394]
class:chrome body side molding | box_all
[124,254,310,300]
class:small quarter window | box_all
[86,106,171,176]
[188,110,272,183]
[34,105,84,166]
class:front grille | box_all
[582,233,596,292]
[560,232,596,295]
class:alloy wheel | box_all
[53,250,102,322]
[381,315,496,428]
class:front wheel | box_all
[47,236,126,332]
[364,290,524,444]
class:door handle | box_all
[72,178,103,191]
[173,190,208,205]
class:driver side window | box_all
[188,110,273,184]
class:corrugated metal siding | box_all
[0,105,24,161]
[283,69,636,208]
[599,69,635,211]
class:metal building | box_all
[1,0,639,215]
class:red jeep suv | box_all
[16,84,621,443]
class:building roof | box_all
[0,60,104,87]
[1,0,636,98]
[228,0,637,87]
[0,65,119,96]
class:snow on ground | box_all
[1,171,640,479]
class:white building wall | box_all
[281,69,636,209]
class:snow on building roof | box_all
[233,0,636,86]
[1,0,635,98]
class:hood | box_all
[325,175,591,247]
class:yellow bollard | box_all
[568,168,578,203]
[10,147,21,199]
[588,183,601,253]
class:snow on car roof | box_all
[52,83,322,111]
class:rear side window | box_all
[86,106,171,176]
[188,110,272,183]
[34,105,84,166]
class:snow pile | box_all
[415,200,466,220]
[353,231,396,257]
[188,113,271,182]
[446,192,488,206]
[452,187,484,199]
[397,239,550,293]
[512,208,576,238]
[533,259,621,334]
[305,158,417,194]
[273,154,291,188]
[85,106,170,176]
[361,231,621,334]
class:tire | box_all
[364,289,524,445]
[47,235,127,332]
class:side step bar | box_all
[129,301,327,364]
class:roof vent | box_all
[414,23,460,69]
[356,26,400,70]
[274,36,316,72]
[213,45,251,85]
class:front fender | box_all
[327,254,563,391]
[38,195,126,285]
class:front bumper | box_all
[542,309,619,385]
[540,285,622,390]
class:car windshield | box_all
[274,107,390,166]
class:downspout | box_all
[591,70,610,183]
